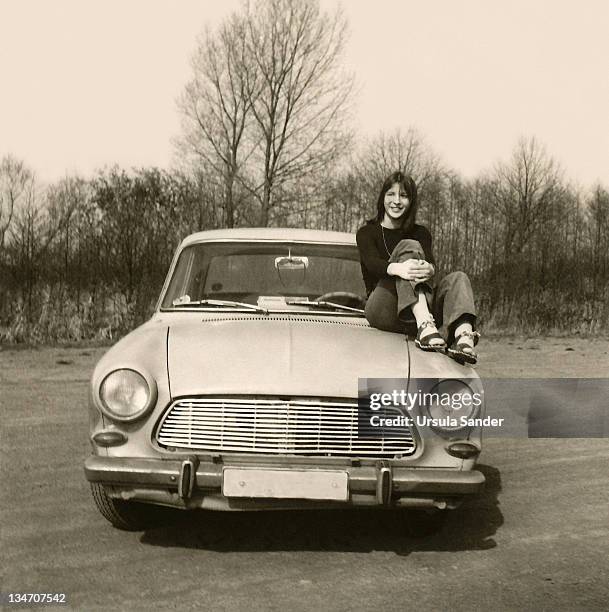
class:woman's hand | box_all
[388,260,434,282]
[415,260,435,282]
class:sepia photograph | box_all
[1,0,608,610]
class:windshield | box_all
[160,241,366,313]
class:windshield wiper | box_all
[284,299,364,314]
[171,299,268,314]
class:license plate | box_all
[222,468,349,501]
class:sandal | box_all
[447,330,481,365]
[414,318,447,352]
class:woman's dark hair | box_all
[373,171,418,230]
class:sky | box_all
[1,0,607,186]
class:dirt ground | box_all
[476,336,609,377]
[1,338,608,611]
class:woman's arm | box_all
[356,225,433,282]
[387,261,430,280]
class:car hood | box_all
[167,314,410,399]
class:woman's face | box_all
[383,182,410,221]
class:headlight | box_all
[423,378,481,434]
[99,369,154,421]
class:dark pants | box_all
[364,239,477,341]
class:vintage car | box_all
[85,228,485,530]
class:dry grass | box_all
[1,283,608,344]
[0,288,151,344]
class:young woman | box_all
[356,171,479,364]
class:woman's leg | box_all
[387,239,432,320]
[364,277,405,333]
[389,240,443,347]
[432,271,478,357]
[365,240,442,346]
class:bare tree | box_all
[177,12,259,228]
[0,156,34,250]
[243,0,354,225]
[175,0,354,227]
[45,176,90,299]
[587,184,609,294]
[491,137,564,254]
[322,128,446,234]
[6,174,50,315]
[356,127,443,198]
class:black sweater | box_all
[355,222,436,295]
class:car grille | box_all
[156,397,416,457]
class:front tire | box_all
[90,483,162,531]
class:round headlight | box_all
[99,369,151,421]
[423,378,481,433]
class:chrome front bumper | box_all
[84,455,485,511]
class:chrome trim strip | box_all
[178,457,198,499]
[376,466,392,505]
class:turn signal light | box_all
[92,430,128,447]
[446,442,480,459]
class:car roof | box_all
[181,227,357,247]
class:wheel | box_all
[315,291,366,309]
[90,482,163,531]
